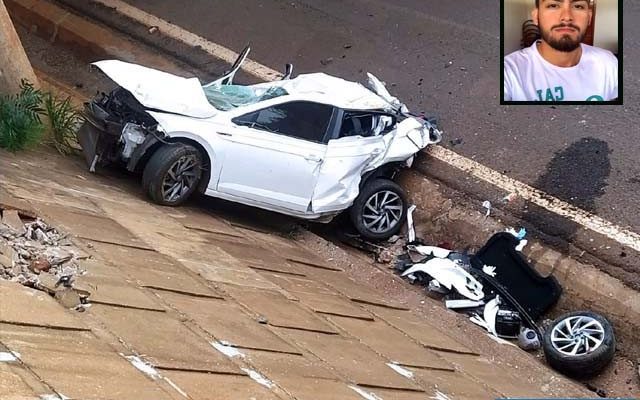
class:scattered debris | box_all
[502,192,518,203]
[517,327,541,351]
[482,200,491,217]
[241,368,274,388]
[148,25,159,34]
[386,362,414,378]
[343,44,352,49]
[585,382,607,398]
[406,205,417,243]
[387,235,401,244]
[444,61,453,68]
[2,210,26,234]
[320,57,334,66]
[376,249,394,264]
[124,355,162,380]
[430,390,453,400]
[395,231,616,377]
[445,299,484,309]
[449,138,463,146]
[0,208,89,307]
[0,351,19,362]
[40,393,71,400]
[29,257,51,273]
[211,341,245,358]
[349,385,384,400]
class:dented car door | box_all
[216,101,335,213]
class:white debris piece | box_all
[445,299,485,309]
[430,390,452,400]
[482,264,497,277]
[515,239,528,252]
[124,355,161,380]
[483,297,500,336]
[0,351,19,362]
[401,258,484,301]
[386,362,414,378]
[349,385,384,400]
[469,314,488,329]
[211,341,245,358]
[40,394,70,400]
[241,368,273,388]
[482,200,491,217]
[409,245,451,258]
[406,204,417,243]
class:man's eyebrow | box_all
[541,0,589,3]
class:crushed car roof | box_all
[93,60,394,118]
[270,73,391,110]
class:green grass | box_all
[0,80,45,152]
[0,80,84,154]
[43,92,83,155]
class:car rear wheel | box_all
[542,311,615,378]
[350,178,407,241]
[142,143,203,206]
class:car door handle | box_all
[305,154,322,162]
[217,131,232,137]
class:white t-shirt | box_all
[504,41,618,101]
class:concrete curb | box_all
[8,0,640,361]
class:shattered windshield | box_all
[202,84,288,111]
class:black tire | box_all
[142,143,203,206]
[542,311,615,378]
[349,178,408,241]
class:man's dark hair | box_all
[535,0,539,6]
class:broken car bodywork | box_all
[78,48,441,224]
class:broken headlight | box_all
[121,123,146,159]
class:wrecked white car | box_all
[78,47,441,241]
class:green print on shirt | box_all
[536,86,564,101]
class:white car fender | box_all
[147,111,221,189]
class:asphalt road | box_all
[122,0,639,237]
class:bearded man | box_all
[504,0,618,101]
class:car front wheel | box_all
[350,178,408,241]
[142,143,203,206]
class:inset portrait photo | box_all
[501,0,621,104]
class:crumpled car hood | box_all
[93,60,218,119]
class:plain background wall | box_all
[593,0,618,52]
[503,0,619,55]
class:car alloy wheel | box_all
[162,154,200,203]
[362,190,404,233]
[542,311,615,378]
[350,178,408,241]
[550,315,605,356]
[143,143,203,206]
